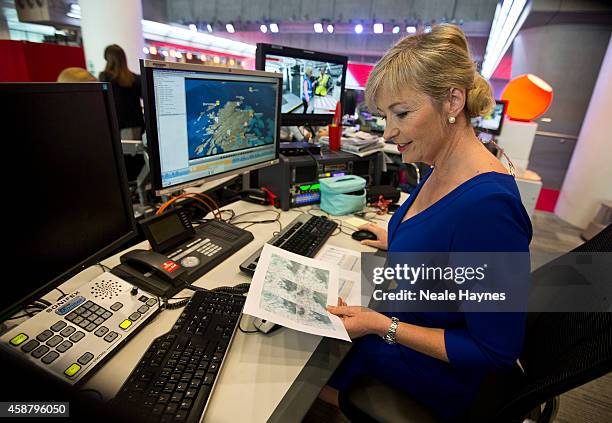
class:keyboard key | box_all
[94,326,109,337]
[78,352,94,365]
[102,311,113,319]
[81,310,93,319]
[110,302,123,311]
[73,316,84,325]
[56,340,73,353]
[119,320,132,330]
[165,403,178,414]
[179,399,192,410]
[151,404,164,416]
[87,314,98,322]
[10,333,28,346]
[31,345,50,358]
[36,329,53,342]
[95,308,105,316]
[69,331,85,343]
[41,351,60,364]
[51,321,67,332]
[64,363,81,377]
[46,335,63,347]
[184,389,197,399]
[89,304,99,313]
[94,317,105,326]
[146,298,157,307]
[78,319,90,329]
[59,326,76,337]
[138,295,148,302]
[104,331,119,342]
[129,312,141,321]
[82,301,94,309]
[85,323,97,332]
[21,339,39,353]
[170,392,183,402]
[137,305,149,314]
[65,312,78,322]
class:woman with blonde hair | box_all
[99,44,144,140]
[322,24,532,421]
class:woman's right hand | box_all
[358,223,388,250]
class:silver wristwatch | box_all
[383,317,399,345]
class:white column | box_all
[556,36,612,228]
[79,0,144,78]
[0,8,9,40]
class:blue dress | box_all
[328,170,532,421]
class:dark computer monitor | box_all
[141,60,282,195]
[471,99,508,135]
[1,83,138,321]
[255,43,348,126]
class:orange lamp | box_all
[501,74,553,122]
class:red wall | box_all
[0,41,86,82]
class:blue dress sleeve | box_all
[444,190,532,370]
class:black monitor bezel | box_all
[141,59,282,195]
[255,43,348,126]
[0,82,138,322]
[474,99,508,136]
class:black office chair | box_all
[339,225,612,423]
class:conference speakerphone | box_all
[1,272,160,385]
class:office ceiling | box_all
[143,0,499,64]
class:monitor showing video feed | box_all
[141,60,282,194]
[256,43,348,126]
[471,99,508,135]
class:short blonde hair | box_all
[57,67,97,83]
[365,24,493,118]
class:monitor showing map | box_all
[141,60,282,194]
[256,43,348,126]
[471,100,508,136]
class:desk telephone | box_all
[112,207,254,298]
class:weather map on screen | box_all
[185,78,277,160]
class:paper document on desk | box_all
[243,244,351,341]
[315,245,362,306]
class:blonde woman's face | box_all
[377,84,445,165]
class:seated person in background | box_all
[57,67,97,83]
[99,44,144,141]
[320,24,532,422]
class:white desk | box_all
[50,199,395,422]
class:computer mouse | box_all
[352,230,378,242]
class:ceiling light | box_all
[314,22,323,33]
[189,24,197,32]
[149,46,157,55]
[354,23,363,34]
[226,23,235,33]
[201,55,206,62]
[229,59,236,66]
[406,25,417,34]
[327,24,334,33]
[269,23,279,33]
[373,23,383,33]
[175,51,182,59]
[142,47,149,55]
[161,50,168,57]
[392,25,400,34]
[213,56,220,64]
[169,49,176,58]
[260,24,268,33]
[424,25,432,33]
[206,23,213,32]
[186,52,193,60]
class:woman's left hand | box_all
[327,297,391,339]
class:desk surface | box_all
[53,200,396,422]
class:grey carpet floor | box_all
[303,211,611,422]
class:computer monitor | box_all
[1,83,138,321]
[255,43,348,126]
[471,99,508,135]
[141,60,282,195]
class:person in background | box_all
[57,67,97,83]
[302,66,314,113]
[99,44,144,140]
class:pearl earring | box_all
[448,116,456,124]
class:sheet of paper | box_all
[316,245,362,306]
[343,216,370,230]
[243,244,351,341]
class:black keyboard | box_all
[113,290,245,422]
[239,214,338,275]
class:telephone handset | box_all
[120,249,187,285]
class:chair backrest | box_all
[491,225,612,421]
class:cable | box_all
[238,315,259,334]
[156,192,221,220]
[96,263,112,272]
[54,287,68,301]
